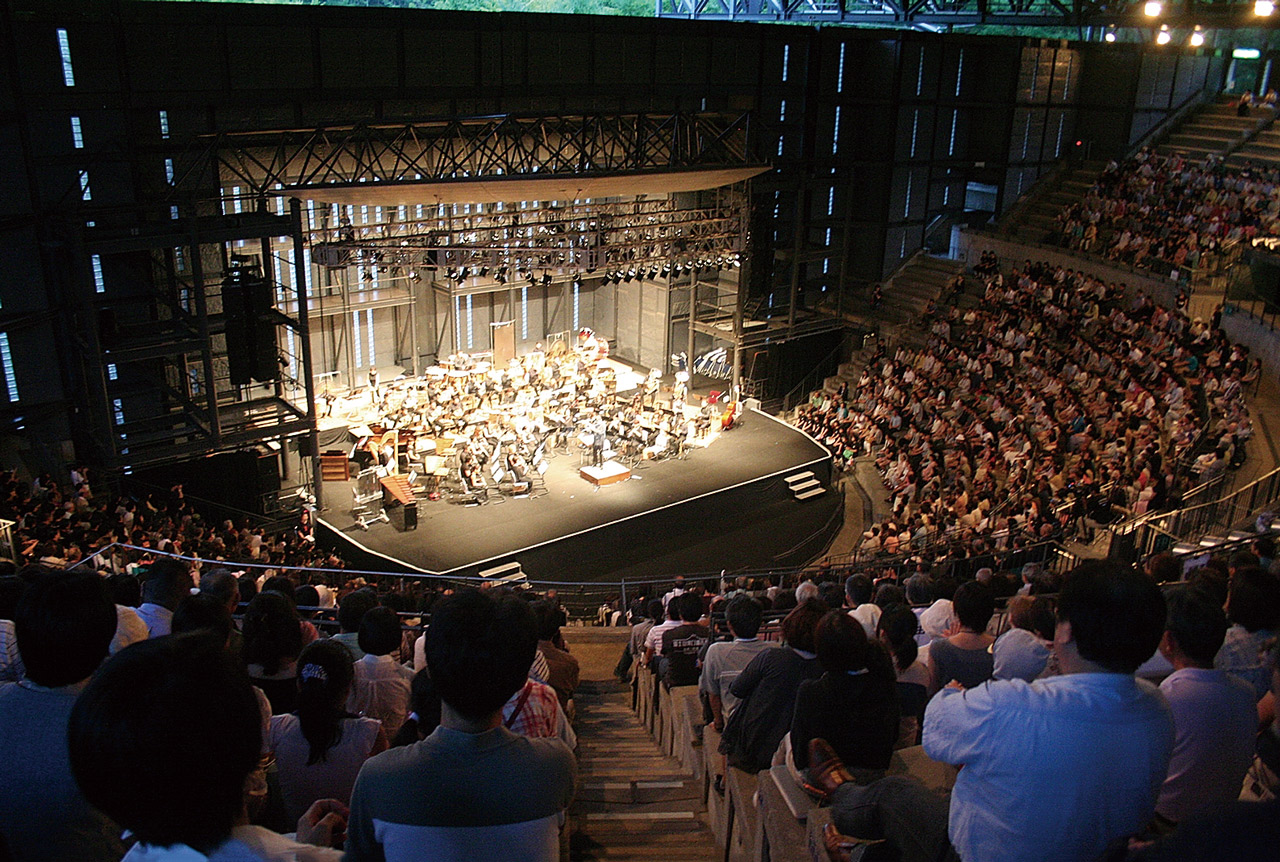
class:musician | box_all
[643,370,660,407]
[590,415,607,467]
[506,450,532,484]
[367,367,380,399]
[672,371,689,416]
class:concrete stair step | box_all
[785,470,815,487]
[795,486,827,501]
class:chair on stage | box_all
[351,468,389,530]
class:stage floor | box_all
[317,409,833,578]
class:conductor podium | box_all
[579,460,632,487]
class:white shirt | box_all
[923,673,1173,862]
[643,619,682,657]
[347,654,415,739]
[849,604,881,639]
[1156,667,1257,822]
[121,824,341,861]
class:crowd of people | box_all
[1052,148,1280,278]
[0,557,583,861]
[796,255,1257,569]
[623,545,1280,862]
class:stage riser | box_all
[317,455,838,584]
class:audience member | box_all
[242,590,304,715]
[876,603,929,748]
[699,595,776,732]
[1215,565,1280,700]
[348,606,415,739]
[660,592,710,690]
[135,557,192,638]
[926,580,996,693]
[533,599,580,712]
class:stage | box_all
[316,409,841,582]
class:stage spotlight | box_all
[661,265,671,278]
[1190,26,1204,46]
[542,272,553,286]
[1156,24,1171,44]
[458,267,469,280]
[1143,0,1162,16]
[1257,0,1275,15]
[478,265,489,277]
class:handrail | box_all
[780,339,848,413]
[1118,464,1280,531]
[1130,88,1216,154]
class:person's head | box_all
[1007,595,1056,641]
[293,585,320,614]
[876,603,919,671]
[780,598,827,653]
[1225,567,1280,633]
[531,599,564,641]
[1144,552,1182,584]
[241,591,303,675]
[425,588,538,722]
[357,606,403,657]
[818,581,845,610]
[795,580,820,604]
[1228,550,1261,574]
[646,598,664,623]
[295,638,357,765]
[725,595,763,639]
[815,610,871,674]
[171,592,234,645]
[666,598,682,620]
[1253,536,1276,561]
[845,574,874,607]
[198,569,240,616]
[677,592,703,624]
[69,633,261,853]
[141,557,192,610]
[338,589,379,634]
[14,568,115,688]
[952,580,995,634]
[0,574,26,621]
[392,668,442,747]
[1055,561,1166,674]
[1160,585,1229,669]
[874,583,906,608]
[261,575,296,600]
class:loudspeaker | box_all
[298,436,314,457]
[223,264,279,385]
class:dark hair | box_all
[14,568,116,688]
[874,584,907,608]
[237,574,259,604]
[0,574,26,621]
[357,606,403,657]
[531,599,563,641]
[295,639,356,765]
[771,590,798,612]
[646,599,664,623]
[1229,550,1261,572]
[293,585,320,612]
[1164,585,1229,667]
[818,581,845,609]
[241,591,303,676]
[876,604,919,671]
[1254,536,1277,559]
[426,589,537,719]
[845,574,874,606]
[781,598,827,653]
[261,575,297,600]
[725,595,763,639]
[141,557,191,606]
[1145,552,1182,584]
[338,590,379,633]
[1226,567,1280,633]
[171,593,233,643]
[1186,565,1229,607]
[391,669,441,747]
[815,610,871,673]
[952,581,995,633]
[1008,595,1056,641]
[107,573,141,608]
[1057,562,1166,674]
[677,592,703,624]
[68,634,261,853]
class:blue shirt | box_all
[923,673,1173,862]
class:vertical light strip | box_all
[572,282,580,331]
[832,106,841,154]
[57,29,75,87]
[70,116,84,148]
[366,309,376,366]
[353,308,363,368]
[782,44,790,82]
[837,43,846,93]
[79,171,91,201]
[521,284,529,340]
[91,254,105,293]
[465,295,473,349]
[0,334,19,402]
[159,110,170,139]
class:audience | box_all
[0,568,125,861]
[271,638,388,826]
[926,580,996,693]
[242,590,304,715]
[348,606,415,739]
[1215,566,1280,701]
[345,588,576,862]
[660,592,710,690]
[876,603,930,749]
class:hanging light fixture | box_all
[1156,24,1172,44]
[1256,0,1275,17]
[1143,0,1163,17]
[1189,26,1205,47]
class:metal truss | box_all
[168,112,763,202]
[655,0,1270,28]
[307,196,747,284]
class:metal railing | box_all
[1109,465,1280,561]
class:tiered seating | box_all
[1228,123,1280,169]
[1156,95,1266,162]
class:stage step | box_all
[784,471,815,488]
[789,478,820,495]
[794,486,827,501]
[478,560,526,586]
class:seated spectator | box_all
[0,568,125,861]
[1242,645,1280,801]
[720,598,826,773]
[502,676,577,751]
[390,669,441,748]
[616,598,661,681]
[992,595,1057,682]
[69,633,346,861]
[533,599,580,712]
[0,574,26,682]
[348,607,415,739]
[1215,566,1280,701]
[700,595,776,732]
[271,639,388,825]
[135,557,192,638]
[927,580,996,693]
[346,589,576,862]
[199,568,244,660]
[789,611,898,791]
[243,591,304,715]
[1155,586,1256,825]
[332,590,378,662]
[876,603,929,748]
[844,574,880,638]
[660,592,710,690]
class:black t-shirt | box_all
[662,622,710,688]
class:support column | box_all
[290,199,324,510]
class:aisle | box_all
[569,678,720,862]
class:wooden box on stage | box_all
[380,475,418,531]
[579,460,631,486]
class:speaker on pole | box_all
[223,257,279,385]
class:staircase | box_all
[570,679,719,862]
[1002,160,1108,245]
[1227,123,1280,169]
[1157,95,1262,162]
[785,470,826,501]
